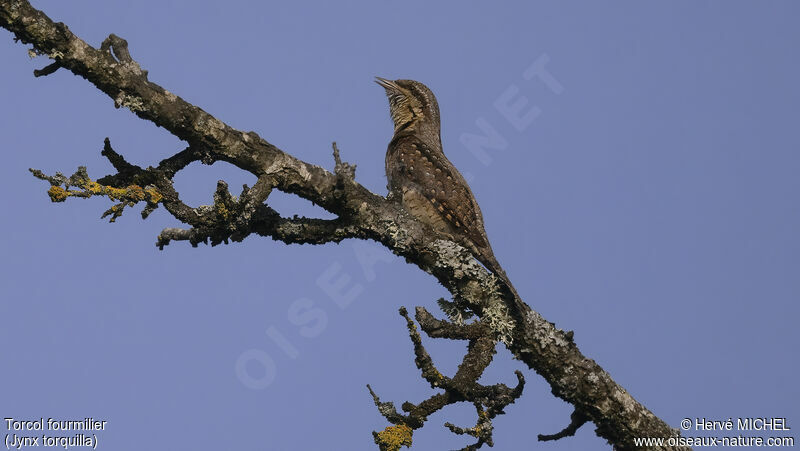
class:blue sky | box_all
[1,1,798,450]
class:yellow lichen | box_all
[38,169,163,218]
[145,187,163,203]
[86,181,103,194]
[126,184,146,201]
[375,424,412,451]
[106,186,128,200]
[47,186,68,202]
[216,203,230,220]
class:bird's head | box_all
[375,77,441,134]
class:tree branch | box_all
[538,408,590,442]
[0,1,689,449]
[370,307,524,450]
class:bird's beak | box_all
[375,76,399,91]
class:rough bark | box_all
[0,1,689,449]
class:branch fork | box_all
[369,307,524,450]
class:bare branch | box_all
[332,141,356,180]
[538,408,590,442]
[33,60,59,77]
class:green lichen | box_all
[115,93,145,112]
[484,301,514,346]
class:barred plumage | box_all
[376,77,521,313]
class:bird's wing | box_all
[387,133,489,250]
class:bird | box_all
[376,77,525,318]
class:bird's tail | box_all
[475,248,528,321]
